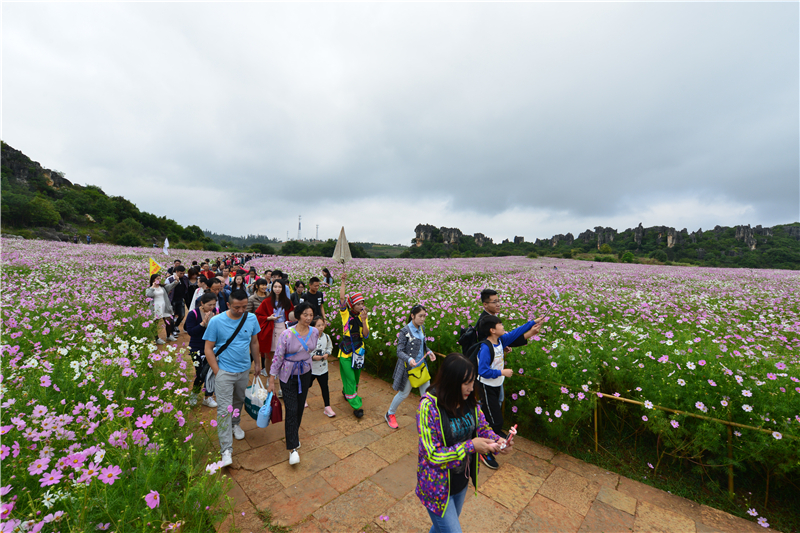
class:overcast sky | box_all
[4,2,798,245]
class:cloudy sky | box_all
[4,2,798,245]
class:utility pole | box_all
[298,215,302,241]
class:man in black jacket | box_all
[166,266,189,334]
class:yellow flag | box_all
[149,258,162,276]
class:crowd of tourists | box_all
[146,255,544,532]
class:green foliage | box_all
[527,251,538,258]
[599,243,613,254]
[562,249,574,259]
[622,251,635,263]
[248,243,276,255]
[116,232,144,247]
[28,196,61,226]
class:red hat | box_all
[347,293,365,308]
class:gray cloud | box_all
[4,2,798,244]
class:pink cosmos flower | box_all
[670,420,680,428]
[39,469,63,487]
[135,415,154,429]
[100,464,122,485]
[39,376,52,388]
[28,457,50,475]
[775,362,787,370]
[210,420,218,427]
[144,490,160,509]
[698,360,706,366]
[121,368,134,376]
[32,405,48,418]
[121,407,135,417]
[184,433,193,442]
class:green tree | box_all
[116,233,143,247]
[248,243,276,254]
[53,199,76,220]
[28,196,61,226]
[281,241,307,255]
[599,243,613,254]
[622,252,635,263]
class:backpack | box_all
[457,325,478,354]
[465,339,493,374]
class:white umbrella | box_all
[332,227,352,264]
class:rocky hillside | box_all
[407,221,800,269]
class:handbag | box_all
[270,392,283,424]
[257,392,273,428]
[407,360,431,388]
[244,376,268,421]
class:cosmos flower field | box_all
[1,238,798,530]
[0,240,227,532]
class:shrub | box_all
[599,243,613,254]
[622,252,635,263]
[527,251,538,258]
[29,196,61,227]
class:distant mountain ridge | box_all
[407,221,800,269]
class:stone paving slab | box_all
[169,333,765,533]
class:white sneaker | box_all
[232,425,245,440]
[289,450,300,465]
[156,338,166,345]
[260,368,268,377]
[277,389,283,398]
[188,395,198,407]
[220,450,233,468]
[167,335,177,341]
[203,397,218,408]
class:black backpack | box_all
[457,325,478,354]
[465,339,493,375]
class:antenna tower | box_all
[298,215,302,241]
[316,225,319,241]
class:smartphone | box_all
[499,424,518,450]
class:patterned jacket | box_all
[416,392,499,517]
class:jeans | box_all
[388,376,430,415]
[427,487,468,533]
[214,369,249,454]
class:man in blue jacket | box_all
[476,314,541,469]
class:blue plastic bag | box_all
[257,392,273,428]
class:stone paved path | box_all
[177,333,762,533]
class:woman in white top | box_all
[307,316,335,417]
[146,273,179,344]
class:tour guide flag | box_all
[149,258,163,276]
[163,237,170,256]
[332,227,352,264]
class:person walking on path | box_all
[475,314,540,470]
[185,292,218,408]
[308,315,335,417]
[86,234,91,244]
[146,273,178,344]
[246,278,269,313]
[165,266,189,334]
[338,272,369,418]
[290,281,306,307]
[303,277,327,324]
[267,302,319,465]
[416,353,511,532]
[385,305,436,429]
[203,289,261,468]
[254,280,294,383]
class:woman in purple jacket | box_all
[416,354,512,532]
[268,302,319,466]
